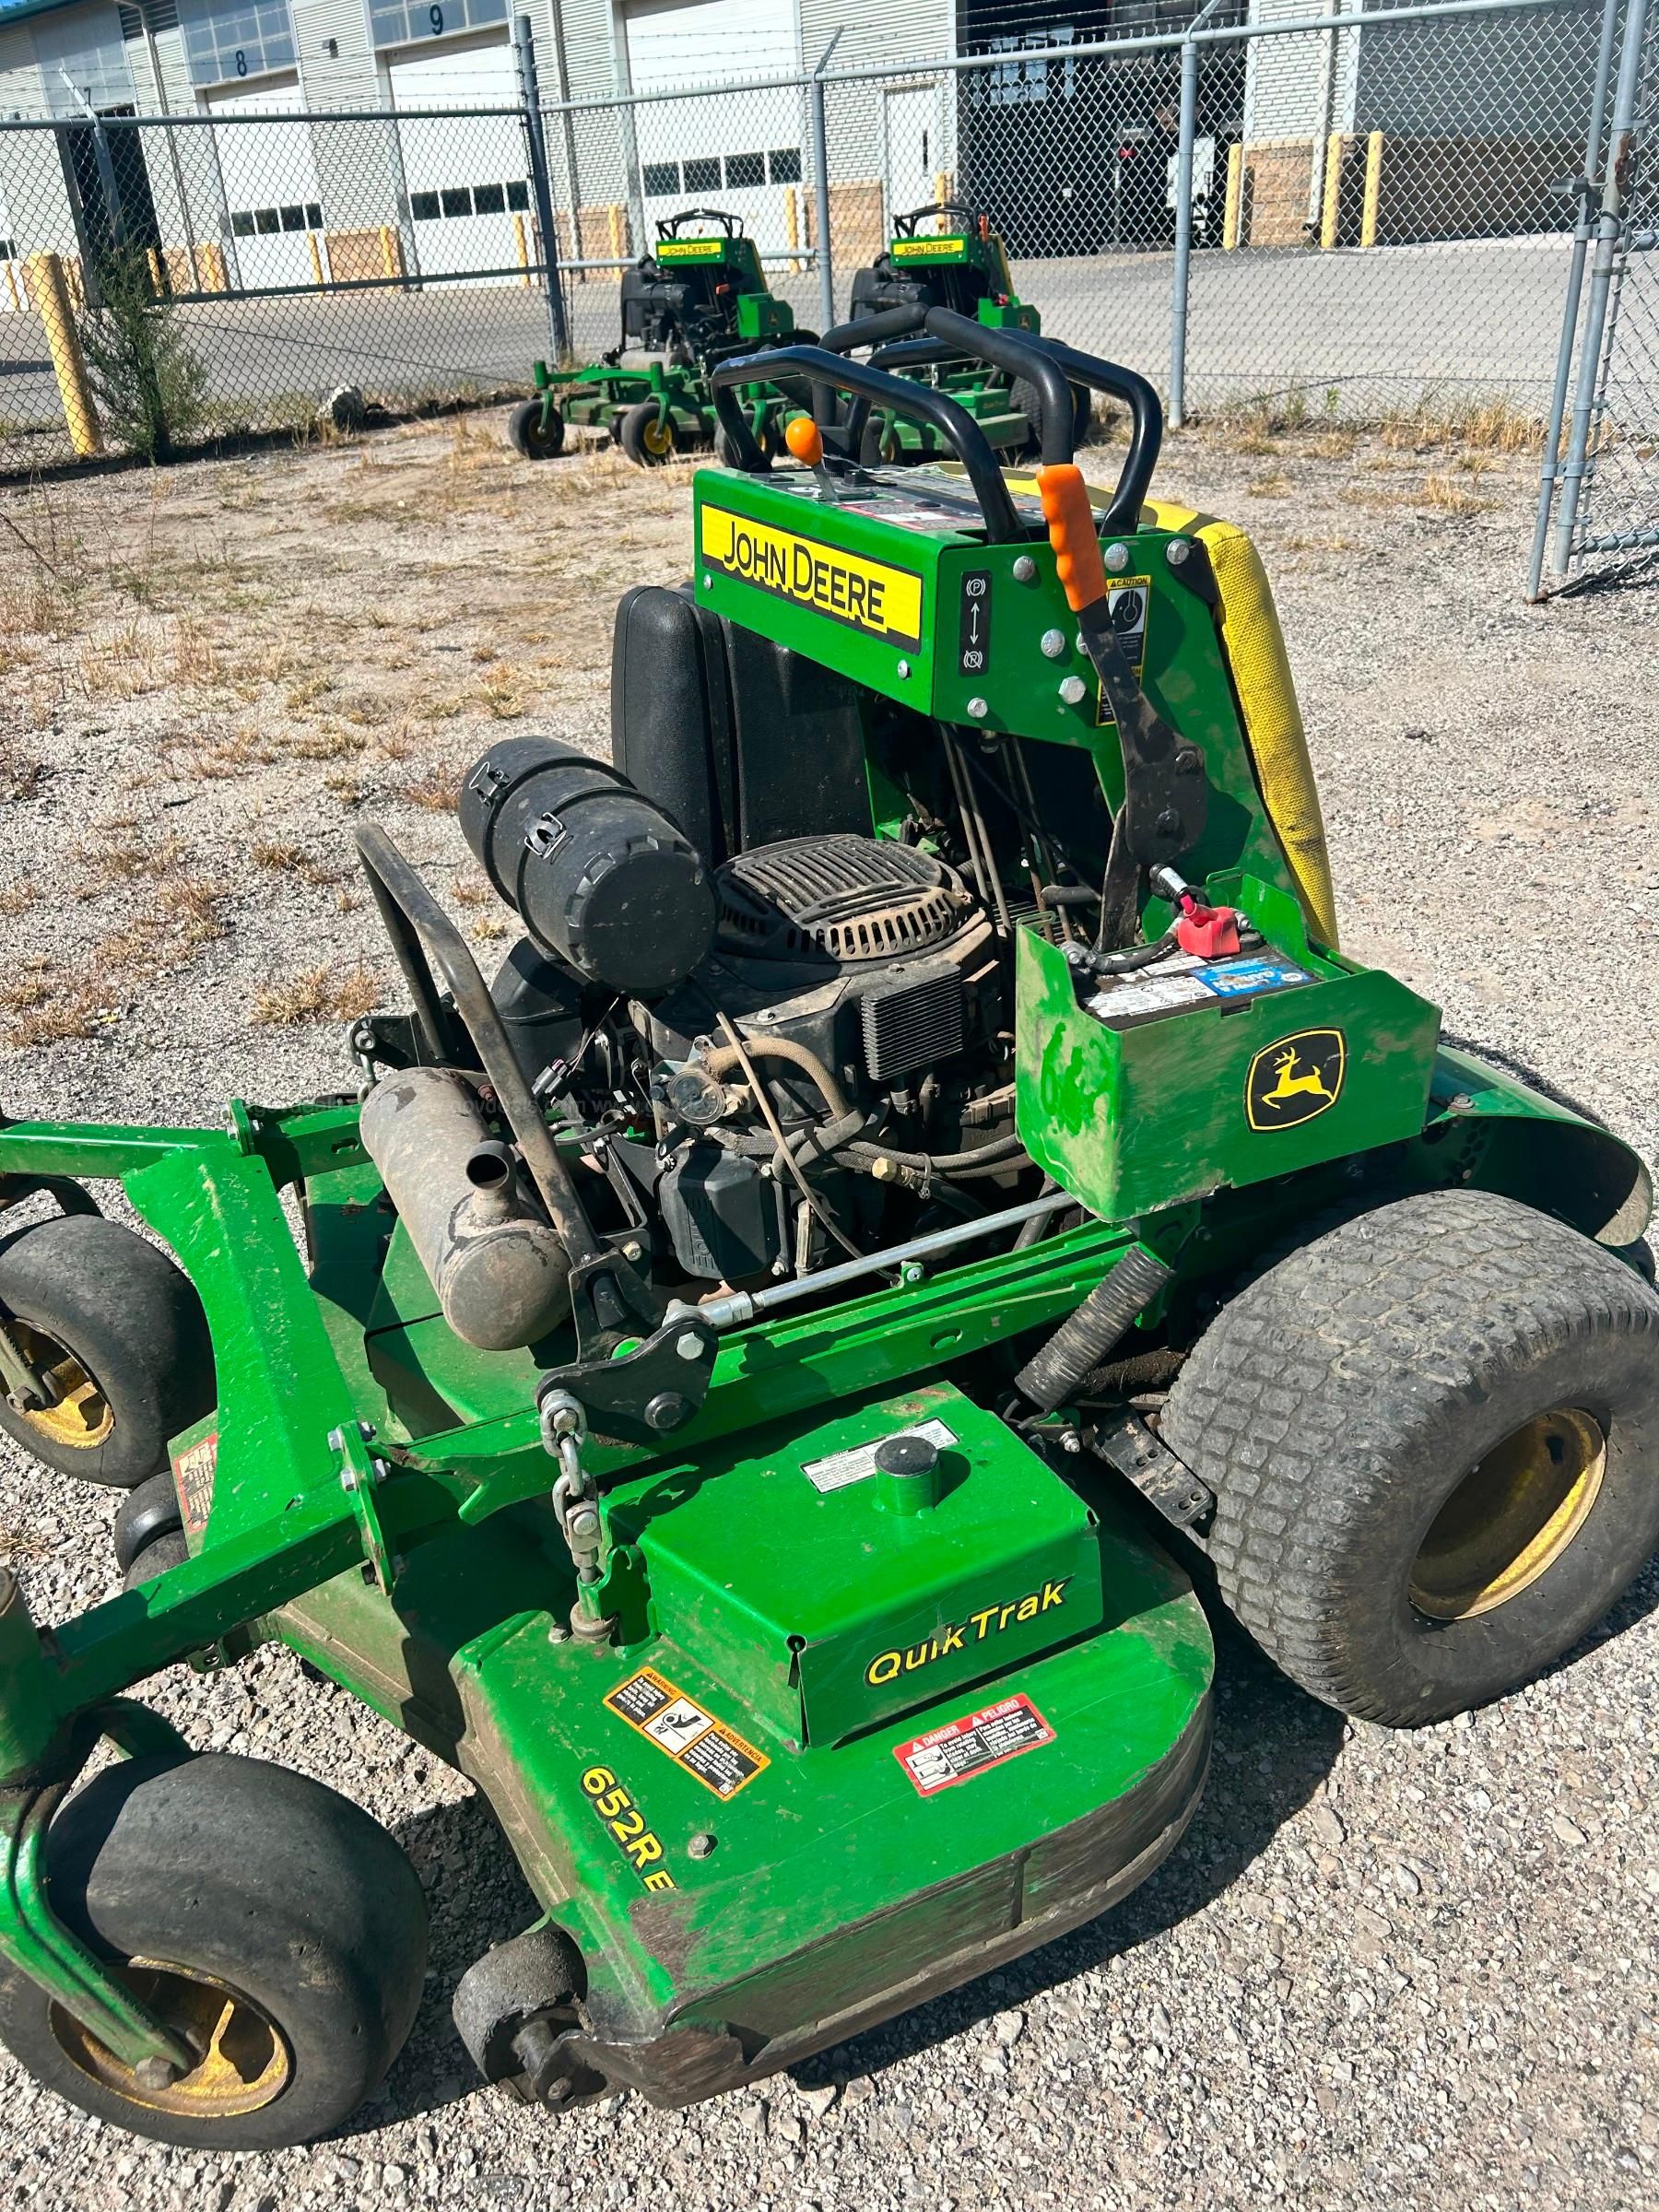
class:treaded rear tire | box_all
[1161,1190,1659,1725]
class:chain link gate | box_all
[1529,0,1657,588]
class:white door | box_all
[884,86,939,232]
[625,0,802,257]
[206,76,324,292]
[388,37,526,283]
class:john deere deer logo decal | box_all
[1246,1029,1346,1131]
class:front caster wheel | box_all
[507,397,565,459]
[618,400,678,466]
[0,1754,429,2148]
[0,1215,213,1486]
[1162,1189,1659,1725]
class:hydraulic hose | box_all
[700,1036,853,1122]
[1015,1242,1174,1414]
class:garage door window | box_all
[642,150,802,197]
[684,157,721,193]
[410,179,528,220]
[184,0,297,87]
[371,0,506,49]
[230,198,322,235]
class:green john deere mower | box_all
[832,201,1088,464]
[2,316,1656,2151]
[509,208,806,467]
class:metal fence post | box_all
[1526,0,1623,594]
[513,14,571,368]
[1550,0,1651,573]
[1169,0,1220,429]
[811,32,842,333]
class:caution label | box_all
[894,1693,1055,1796]
[1093,576,1150,723]
[654,238,724,261]
[605,1665,770,1799]
[700,505,924,648]
[890,236,968,261]
[171,1430,218,1537]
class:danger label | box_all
[700,505,924,648]
[1094,576,1150,723]
[171,1430,218,1538]
[605,1665,770,1799]
[894,1693,1055,1796]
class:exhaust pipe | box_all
[359,1065,571,1352]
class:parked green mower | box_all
[3,320,1657,2154]
[509,208,806,467]
[834,200,1087,463]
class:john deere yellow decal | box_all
[654,238,724,261]
[700,507,924,648]
[1246,1029,1346,1131]
[891,235,968,261]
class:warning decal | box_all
[700,506,924,648]
[605,1665,771,1799]
[171,1430,218,1538]
[1093,577,1150,724]
[894,1692,1055,1796]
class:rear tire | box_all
[1161,1190,1659,1725]
[0,1754,428,2149]
[1012,377,1093,461]
[618,401,678,466]
[0,1216,213,1487]
[508,398,565,460]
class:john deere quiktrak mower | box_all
[509,209,806,467]
[2,313,1656,2153]
[835,201,1088,465]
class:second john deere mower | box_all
[509,208,806,466]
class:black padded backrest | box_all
[610,583,873,864]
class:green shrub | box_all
[78,244,206,463]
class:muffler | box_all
[359,1065,571,1351]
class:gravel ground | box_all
[1,411,1655,2212]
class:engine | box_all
[359,737,1028,1343]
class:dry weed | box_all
[403,766,461,812]
[253,963,380,1025]
[1247,474,1292,500]
[0,747,41,804]
[0,884,35,918]
[1420,473,1494,517]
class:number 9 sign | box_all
[429,3,444,31]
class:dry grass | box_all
[1247,473,1292,500]
[0,746,42,804]
[1419,472,1496,517]
[253,963,381,1026]
[402,764,462,812]
[0,884,36,919]
[1379,396,1544,456]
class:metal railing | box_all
[0,0,1646,598]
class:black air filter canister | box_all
[460,736,715,995]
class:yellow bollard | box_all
[783,183,800,274]
[307,229,324,289]
[1360,131,1384,248]
[1319,132,1345,249]
[379,224,405,281]
[607,202,625,277]
[1222,141,1244,251]
[933,172,951,215]
[23,253,101,457]
[512,210,530,287]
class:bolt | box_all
[372,1459,390,1484]
[357,1419,376,1441]
[644,1390,691,1430]
[622,1240,643,1262]
[1059,1430,1083,1453]
[688,1831,717,1860]
[700,571,712,588]
[676,1330,705,1361]
[1156,808,1181,837]
[1011,553,1037,582]
[966,696,990,720]
[1039,627,1066,660]
[1166,538,1190,567]
[547,1618,572,1644]
[895,658,911,678]
[1176,746,1203,773]
[1448,1092,1475,1112]
[340,1468,359,1493]
[900,1261,926,1285]
[1058,676,1088,706]
[326,1426,345,1453]
[1104,541,1130,572]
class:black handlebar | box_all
[708,347,1023,544]
[892,201,980,238]
[919,307,1075,468]
[656,207,742,238]
[1005,332,1162,535]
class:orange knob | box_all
[784,415,824,467]
[1036,464,1109,615]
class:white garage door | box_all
[389,37,528,284]
[626,0,803,258]
[206,76,324,293]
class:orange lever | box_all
[1037,464,1108,616]
[784,415,824,468]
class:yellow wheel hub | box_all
[644,419,673,455]
[1409,1406,1606,1622]
[53,1960,290,2120]
[9,1323,112,1450]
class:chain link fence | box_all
[1529,0,1656,588]
[0,0,1645,595]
